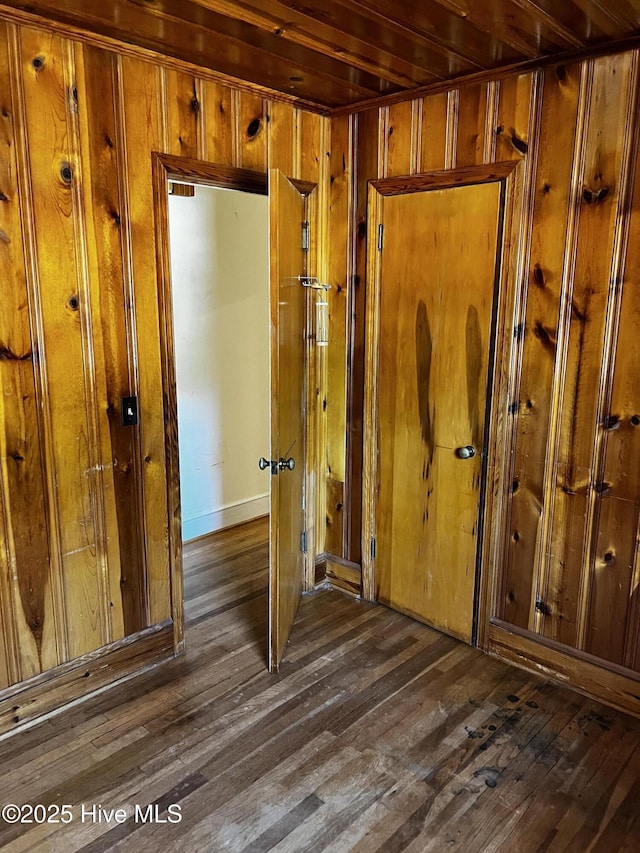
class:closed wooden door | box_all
[365,179,504,643]
[268,169,307,671]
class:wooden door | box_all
[268,170,307,671]
[366,180,504,643]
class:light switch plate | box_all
[121,396,138,427]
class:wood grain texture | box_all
[19,27,108,661]
[0,15,330,733]
[266,99,296,176]
[324,556,361,597]
[163,68,203,160]
[344,108,381,567]
[610,116,640,672]
[0,621,174,738]
[238,90,268,171]
[419,91,448,171]
[1,520,640,850]
[489,621,640,719]
[3,0,640,110]
[351,48,640,701]
[324,115,350,560]
[268,170,307,670]
[76,44,146,641]
[0,20,53,685]
[494,73,534,163]
[456,83,489,167]
[73,42,127,648]
[500,62,582,635]
[585,53,640,667]
[369,180,503,643]
[300,118,328,584]
[549,53,635,655]
[298,109,324,184]
[384,100,416,177]
[119,55,171,628]
[202,79,233,164]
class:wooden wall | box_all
[0,18,329,692]
[328,52,640,675]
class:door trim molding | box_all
[361,161,525,649]
[151,153,316,654]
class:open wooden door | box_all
[267,170,307,671]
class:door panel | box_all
[268,169,306,671]
[374,182,502,643]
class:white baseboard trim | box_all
[182,494,269,542]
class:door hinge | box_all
[301,530,308,553]
[377,224,383,252]
[302,220,310,251]
[370,537,376,560]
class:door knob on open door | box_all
[258,457,295,473]
[258,457,278,474]
[456,445,476,459]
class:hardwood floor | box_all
[1,515,639,851]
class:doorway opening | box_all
[167,178,271,664]
[154,155,317,671]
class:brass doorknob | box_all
[456,445,476,459]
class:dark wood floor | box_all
[1,516,640,851]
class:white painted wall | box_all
[168,185,270,541]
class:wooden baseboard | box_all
[182,497,269,542]
[0,621,176,739]
[487,621,640,718]
[313,553,362,596]
[314,554,327,585]
[325,556,362,597]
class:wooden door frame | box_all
[362,162,524,649]
[151,153,316,653]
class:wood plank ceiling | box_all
[1,1,640,110]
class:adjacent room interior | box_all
[167,182,271,648]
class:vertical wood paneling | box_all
[500,63,582,632]
[120,55,170,626]
[419,92,448,171]
[237,91,267,171]
[608,135,640,670]
[549,54,633,651]
[325,113,350,557]
[0,20,53,684]
[456,83,488,167]
[495,73,534,162]
[203,80,233,165]
[298,109,327,565]
[19,28,106,660]
[585,56,640,665]
[385,100,414,177]
[346,108,381,564]
[445,90,459,168]
[298,110,322,184]
[7,23,66,678]
[351,48,640,680]
[295,110,322,183]
[75,43,144,640]
[267,99,296,175]
[66,38,116,650]
[0,18,332,710]
[488,69,540,635]
[163,69,202,160]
